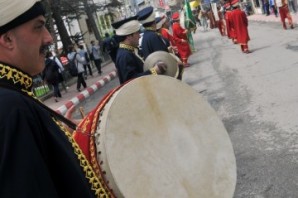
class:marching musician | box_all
[0,0,107,197]
[171,12,192,67]
[112,16,167,84]
[137,6,169,60]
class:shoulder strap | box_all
[0,83,77,130]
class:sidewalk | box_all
[43,61,118,115]
[248,12,298,25]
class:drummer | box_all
[0,0,105,197]
[112,16,167,84]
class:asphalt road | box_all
[75,21,298,197]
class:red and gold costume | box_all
[217,10,226,36]
[171,12,192,66]
[231,7,250,53]
[225,9,237,43]
[160,27,182,55]
[276,0,294,29]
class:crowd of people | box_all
[1,0,296,196]
[41,39,105,102]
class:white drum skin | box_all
[94,75,236,198]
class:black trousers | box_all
[83,64,93,76]
[51,82,61,98]
[77,73,87,90]
[93,59,102,74]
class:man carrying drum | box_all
[0,0,108,197]
[112,16,167,84]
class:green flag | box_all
[184,0,196,30]
[184,0,196,52]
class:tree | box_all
[43,0,122,53]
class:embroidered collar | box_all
[119,43,136,52]
[145,27,156,31]
[0,63,33,91]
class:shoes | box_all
[54,98,58,102]
[184,63,190,67]
[77,89,81,92]
[290,25,294,29]
[243,50,251,54]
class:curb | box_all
[248,14,298,25]
[55,70,117,115]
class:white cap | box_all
[0,0,44,34]
[115,20,141,36]
[0,0,40,26]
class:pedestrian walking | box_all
[50,51,69,93]
[0,0,105,197]
[67,45,87,92]
[42,51,62,102]
[269,0,279,17]
[90,40,102,75]
[78,45,93,77]
[275,0,294,29]
[288,0,297,13]
[199,9,209,31]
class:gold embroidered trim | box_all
[0,64,32,90]
[17,87,109,198]
[145,27,156,31]
[150,68,157,75]
[89,88,122,197]
[54,119,110,198]
[119,43,144,63]
[119,43,135,52]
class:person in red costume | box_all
[156,15,186,58]
[171,12,192,67]
[225,5,237,44]
[231,3,251,53]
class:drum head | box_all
[99,75,236,197]
[144,51,179,78]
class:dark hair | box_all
[117,35,127,42]
[142,21,155,27]
[105,33,109,38]
[46,51,52,58]
[79,45,84,49]
[68,44,74,52]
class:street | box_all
[74,21,298,197]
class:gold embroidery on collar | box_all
[119,43,135,52]
[119,43,144,63]
[145,27,156,31]
[0,67,108,197]
[0,64,32,89]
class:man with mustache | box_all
[0,0,107,197]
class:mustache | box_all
[40,45,49,54]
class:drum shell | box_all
[92,75,236,198]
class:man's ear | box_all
[0,32,14,50]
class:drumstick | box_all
[79,107,85,118]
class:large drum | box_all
[73,75,236,198]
